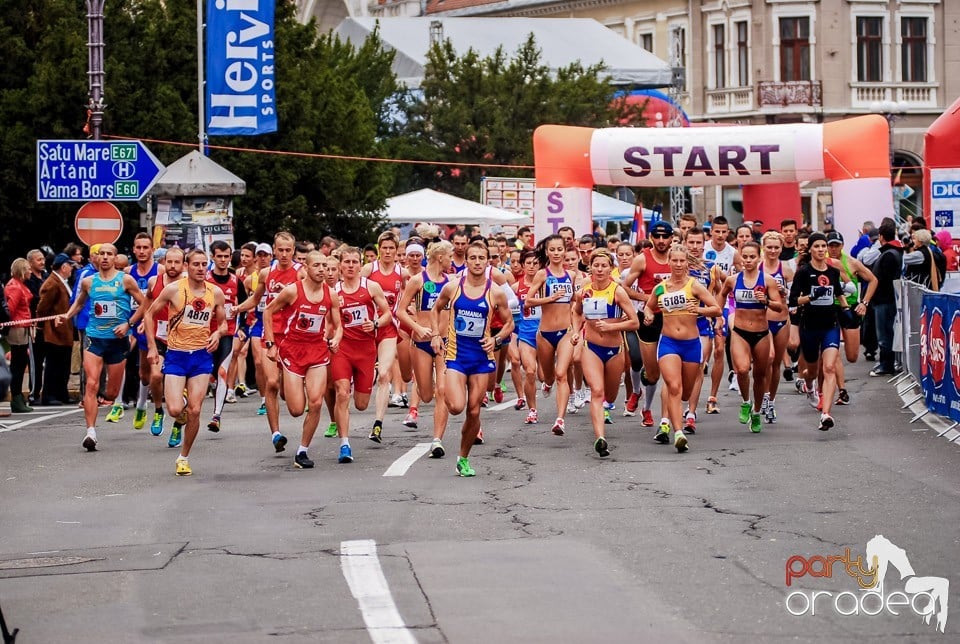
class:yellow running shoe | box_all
[133,408,147,430]
[105,404,124,423]
[175,458,192,476]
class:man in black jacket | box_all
[870,222,904,376]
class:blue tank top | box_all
[129,262,158,312]
[419,270,448,312]
[543,269,574,304]
[87,272,132,339]
[446,277,492,361]
[733,271,767,311]
[768,261,786,291]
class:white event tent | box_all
[384,189,530,229]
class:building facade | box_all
[421,0,959,225]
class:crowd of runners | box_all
[5,215,892,477]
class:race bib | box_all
[583,297,607,320]
[256,296,268,312]
[509,299,521,316]
[94,301,117,319]
[130,297,139,311]
[156,320,168,339]
[454,312,485,338]
[224,303,235,320]
[295,312,324,334]
[344,304,370,328]
[184,304,212,327]
[735,288,760,304]
[660,290,688,312]
[522,305,541,320]
[547,280,573,303]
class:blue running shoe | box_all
[257,402,267,416]
[272,433,287,453]
[150,410,164,436]
[338,444,353,463]
[168,423,182,448]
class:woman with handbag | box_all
[4,258,35,413]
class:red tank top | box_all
[336,278,376,344]
[206,271,239,335]
[283,281,332,343]
[266,263,300,337]
[368,261,403,311]
[637,249,672,294]
[151,273,171,341]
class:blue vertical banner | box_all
[206,0,277,136]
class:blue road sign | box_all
[36,140,165,202]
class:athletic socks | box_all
[643,384,658,411]
[340,437,350,447]
[631,370,643,395]
[136,383,149,410]
[297,446,308,455]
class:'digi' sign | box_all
[932,181,960,198]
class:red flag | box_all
[630,200,646,244]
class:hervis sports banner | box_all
[206,0,277,136]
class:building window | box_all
[779,17,810,81]
[856,17,883,82]
[713,24,726,88]
[639,32,653,52]
[736,20,749,87]
[901,17,927,82]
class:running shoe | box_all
[624,392,640,416]
[574,389,586,409]
[257,402,267,416]
[594,437,610,457]
[749,412,762,433]
[338,444,353,463]
[456,456,476,477]
[430,439,445,458]
[684,412,697,434]
[525,409,538,424]
[551,418,565,436]
[604,410,612,425]
[674,429,688,453]
[474,428,484,445]
[566,398,577,414]
[481,393,489,408]
[207,416,221,433]
[541,382,552,398]
[655,422,670,444]
[403,409,419,428]
[175,458,191,476]
[493,385,504,404]
[738,402,751,425]
[515,398,527,411]
[706,397,719,414]
[582,389,591,404]
[835,388,850,405]
[324,422,338,438]
[795,378,807,394]
[273,432,288,453]
[235,383,248,398]
[168,424,182,449]
[225,390,238,404]
[783,366,794,382]
[760,394,769,416]
[401,393,409,408]
[369,425,383,443]
[818,413,834,431]
[641,409,655,427]
[806,388,820,410]
[816,391,824,412]
[603,400,615,412]
[389,394,404,408]
[82,433,97,452]
[150,411,164,436]
[294,452,315,469]
[766,401,777,424]
[133,408,147,430]
[105,404,124,423]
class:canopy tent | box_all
[592,192,656,222]
[334,17,673,89]
[385,188,531,226]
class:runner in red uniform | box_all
[361,232,405,443]
[205,240,246,433]
[331,247,392,464]
[263,251,342,469]
[235,231,304,453]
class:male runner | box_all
[125,232,158,429]
[145,248,227,475]
[263,251,342,469]
[141,247,185,439]
[206,240,246,432]
[449,231,469,274]
[57,244,147,451]
[702,216,742,413]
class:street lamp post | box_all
[85,0,106,141]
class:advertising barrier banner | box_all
[917,291,960,420]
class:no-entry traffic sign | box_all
[74,201,123,245]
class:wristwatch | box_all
[494,335,503,349]
[264,341,274,349]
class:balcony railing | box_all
[757,80,823,108]
[850,82,938,109]
[705,87,754,114]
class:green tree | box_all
[393,35,642,201]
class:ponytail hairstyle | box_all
[535,234,564,269]
[798,232,827,268]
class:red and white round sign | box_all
[74,201,123,246]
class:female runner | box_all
[719,241,784,433]
[396,240,453,458]
[399,242,425,428]
[644,245,721,452]
[571,250,639,457]
[524,235,577,436]
[514,250,542,424]
[760,232,793,423]
[616,241,645,417]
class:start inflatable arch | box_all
[532,115,892,246]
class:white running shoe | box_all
[573,389,585,409]
[806,388,820,409]
[582,389,592,404]
[566,398,577,414]
[541,382,553,398]
[389,394,404,408]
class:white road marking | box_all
[340,539,416,644]
[383,443,431,477]
[489,397,520,411]
[0,408,83,434]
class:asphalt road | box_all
[1,360,959,643]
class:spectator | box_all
[557,226,576,250]
[857,217,897,268]
[935,230,958,272]
[36,253,77,405]
[850,221,877,260]
[903,228,946,290]
[5,258,34,412]
[25,249,50,405]
[606,235,620,252]
[870,223,904,376]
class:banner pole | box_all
[197,0,205,152]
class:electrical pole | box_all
[86,0,106,140]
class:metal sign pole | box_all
[85,0,106,140]
[197,0,206,152]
